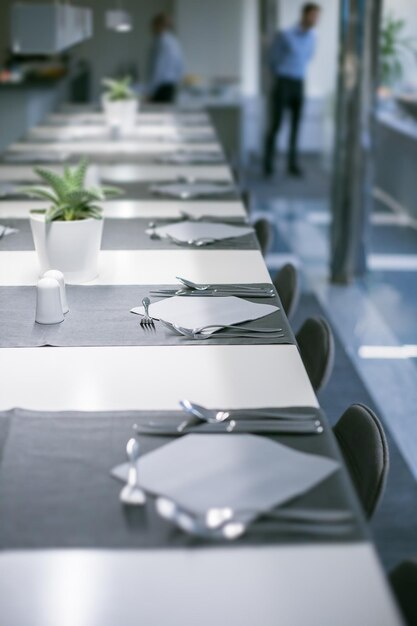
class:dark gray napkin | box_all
[0,284,294,348]
[0,408,366,550]
[0,217,256,251]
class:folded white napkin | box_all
[112,434,339,517]
[148,220,253,243]
[150,181,235,199]
[131,295,278,334]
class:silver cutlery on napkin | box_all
[165,233,221,247]
[134,420,323,436]
[175,277,271,293]
[150,288,276,298]
[176,399,322,433]
[155,497,353,540]
[178,211,250,225]
[148,214,249,227]
[146,230,219,246]
[159,319,284,340]
[119,438,146,506]
[179,400,321,423]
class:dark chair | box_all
[241,190,251,214]
[273,263,300,319]
[333,404,389,519]
[253,218,274,256]
[389,558,417,626]
[296,316,334,392]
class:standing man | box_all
[147,13,184,104]
[263,3,321,177]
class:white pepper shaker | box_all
[42,269,69,314]
[35,277,64,325]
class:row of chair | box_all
[272,261,417,625]
[250,216,390,518]
[271,261,389,519]
[251,211,414,625]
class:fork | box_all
[140,297,155,328]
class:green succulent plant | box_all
[23,157,123,222]
[102,75,135,101]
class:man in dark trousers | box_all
[263,3,321,177]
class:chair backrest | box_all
[253,218,273,256]
[389,558,417,626]
[333,404,389,519]
[296,316,335,392]
[273,263,300,319]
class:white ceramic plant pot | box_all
[30,213,104,284]
[101,95,138,135]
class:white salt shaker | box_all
[35,277,64,325]
[42,269,69,314]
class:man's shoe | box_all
[287,163,304,177]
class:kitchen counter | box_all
[374,107,417,219]
[0,77,68,153]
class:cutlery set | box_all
[150,277,276,299]
[138,276,281,339]
[121,402,344,539]
[134,400,323,436]
[158,319,284,341]
[148,212,249,227]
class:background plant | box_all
[380,13,417,88]
[102,76,135,101]
[24,158,122,222]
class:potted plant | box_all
[24,158,122,283]
[101,75,138,134]
[380,13,417,89]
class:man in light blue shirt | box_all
[147,13,184,104]
[263,3,320,177]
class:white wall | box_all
[175,0,243,83]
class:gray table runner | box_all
[0,217,255,251]
[0,408,366,550]
[0,179,237,201]
[0,285,294,348]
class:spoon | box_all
[119,438,146,506]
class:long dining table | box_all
[0,105,403,626]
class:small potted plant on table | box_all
[25,158,122,283]
[101,75,138,134]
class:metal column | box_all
[330,0,382,283]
